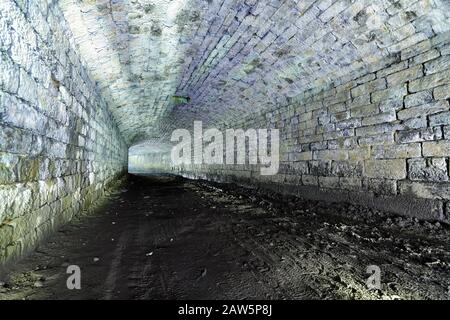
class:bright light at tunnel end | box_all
[170,121,280,176]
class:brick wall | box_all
[134,31,450,222]
[0,1,128,266]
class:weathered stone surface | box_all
[396,127,442,144]
[314,149,348,161]
[386,64,423,86]
[399,181,450,200]
[309,160,332,177]
[318,176,340,189]
[433,84,450,100]
[409,68,450,92]
[409,49,440,65]
[372,144,421,159]
[408,158,449,182]
[425,55,450,75]
[0,53,19,93]
[377,61,408,78]
[350,104,379,118]
[0,152,17,184]
[371,85,407,103]
[351,79,386,97]
[365,159,407,179]
[397,101,448,120]
[404,91,434,108]
[362,111,396,126]
[429,111,450,126]
[331,161,363,177]
[358,133,394,146]
[444,126,450,139]
[302,175,319,186]
[0,1,128,265]
[363,178,397,195]
[423,140,450,157]
[339,177,362,191]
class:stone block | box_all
[363,178,397,195]
[291,151,313,161]
[309,160,332,176]
[444,126,450,139]
[348,147,370,161]
[433,84,450,100]
[351,78,386,97]
[290,161,309,175]
[409,68,450,92]
[365,159,407,179]
[424,55,450,75]
[356,124,396,138]
[379,99,404,113]
[422,140,450,157]
[387,64,423,86]
[372,143,421,159]
[302,175,318,186]
[2,93,48,134]
[371,85,407,103]
[330,111,350,123]
[0,152,18,184]
[336,118,361,130]
[362,111,397,126]
[429,111,450,126]
[398,35,430,59]
[331,161,363,177]
[408,158,448,182]
[339,177,362,191]
[350,104,379,118]
[397,101,448,120]
[377,61,408,78]
[314,149,348,161]
[351,94,371,108]
[358,133,394,146]
[399,181,450,200]
[319,176,340,189]
[409,49,440,65]
[0,53,20,93]
[404,91,434,108]
[395,128,442,144]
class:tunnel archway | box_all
[1,0,450,300]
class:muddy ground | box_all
[0,174,449,300]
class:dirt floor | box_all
[0,174,449,300]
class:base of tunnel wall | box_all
[164,170,447,224]
[129,153,449,223]
[0,171,127,275]
[0,1,129,271]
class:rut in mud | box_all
[0,174,449,300]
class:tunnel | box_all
[0,0,450,302]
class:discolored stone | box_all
[423,140,450,157]
[408,158,449,182]
[365,159,407,179]
[404,91,434,108]
[399,181,450,201]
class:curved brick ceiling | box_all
[59,0,450,146]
